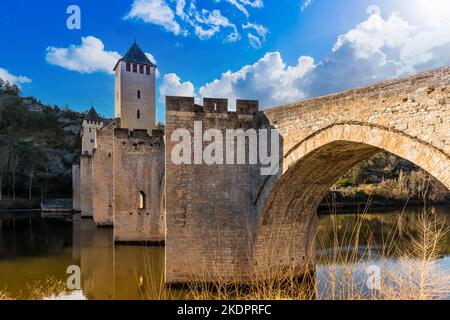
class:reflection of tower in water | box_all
[77,216,114,299]
[76,216,166,300]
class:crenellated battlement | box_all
[166,96,197,112]
[113,128,164,145]
[166,96,259,115]
[236,99,259,115]
[203,98,228,113]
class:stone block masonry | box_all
[72,164,81,212]
[92,125,114,226]
[80,155,93,218]
[165,96,261,284]
[113,128,165,243]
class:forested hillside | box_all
[0,80,83,204]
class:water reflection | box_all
[0,207,449,299]
[0,212,171,300]
[315,206,450,300]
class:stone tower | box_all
[81,106,103,155]
[113,42,157,132]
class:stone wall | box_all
[252,66,450,278]
[80,155,93,218]
[165,96,260,284]
[72,164,81,211]
[113,128,165,243]
[92,125,114,226]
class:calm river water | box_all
[0,207,449,300]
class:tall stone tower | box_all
[113,42,157,132]
[81,106,103,155]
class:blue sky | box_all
[1,0,450,122]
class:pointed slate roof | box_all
[85,106,101,122]
[113,42,157,71]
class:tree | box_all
[8,145,20,200]
[1,82,20,96]
[154,121,165,130]
[0,145,9,201]
[22,145,46,200]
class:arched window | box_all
[138,191,146,209]
[137,109,140,119]
[137,90,141,99]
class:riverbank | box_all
[318,198,450,214]
[0,199,41,210]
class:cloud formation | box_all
[190,8,240,42]
[225,0,264,17]
[159,73,195,100]
[301,0,314,12]
[125,0,183,35]
[125,0,266,48]
[46,36,121,74]
[198,52,315,108]
[242,22,268,49]
[0,68,31,86]
[163,6,450,109]
[46,36,158,76]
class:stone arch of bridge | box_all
[251,122,450,276]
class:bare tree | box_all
[8,145,20,201]
[0,145,8,201]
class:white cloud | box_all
[329,7,450,77]
[192,9,240,42]
[332,11,417,59]
[366,4,381,16]
[0,68,31,86]
[175,0,186,19]
[225,0,263,17]
[46,36,121,74]
[145,52,157,65]
[247,33,262,49]
[125,0,183,35]
[125,0,265,48]
[145,53,160,78]
[301,0,314,12]
[243,22,268,48]
[199,52,315,108]
[192,6,450,109]
[159,73,195,100]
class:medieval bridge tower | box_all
[113,42,157,132]
[75,42,165,243]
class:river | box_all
[0,206,449,300]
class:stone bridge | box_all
[165,66,450,284]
